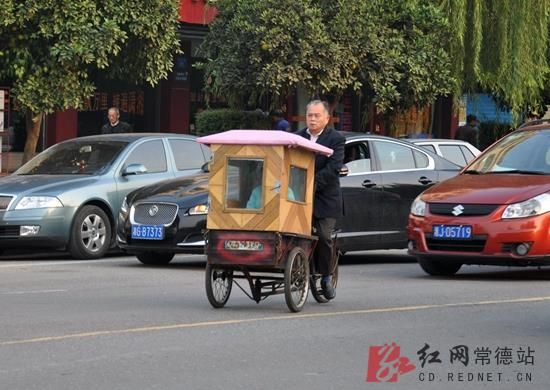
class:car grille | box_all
[429,203,499,216]
[132,203,178,225]
[0,226,20,236]
[426,236,486,252]
[0,196,13,210]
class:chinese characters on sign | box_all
[366,342,535,384]
[81,91,145,115]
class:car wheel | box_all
[69,205,112,260]
[136,252,175,265]
[417,257,462,276]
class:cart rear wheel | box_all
[205,264,233,308]
[310,248,339,303]
[284,247,309,312]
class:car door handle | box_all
[418,176,433,185]
[362,180,376,188]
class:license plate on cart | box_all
[224,240,264,251]
[131,225,164,240]
[432,224,472,239]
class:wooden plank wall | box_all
[207,144,314,236]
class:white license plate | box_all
[224,240,264,251]
[432,224,472,239]
[131,225,164,240]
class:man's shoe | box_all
[321,279,336,300]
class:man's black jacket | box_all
[296,127,345,218]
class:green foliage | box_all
[195,109,271,136]
[440,0,550,119]
[200,0,454,113]
[0,0,181,115]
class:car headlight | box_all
[188,204,208,215]
[15,196,63,210]
[410,196,426,217]
[120,197,129,215]
[502,193,550,219]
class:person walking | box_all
[455,114,479,147]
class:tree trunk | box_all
[22,111,44,164]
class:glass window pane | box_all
[344,142,372,174]
[226,158,264,209]
[440,145,466,166]
[124,140,167,173]
[413,150,429,168]
[289,166,306,202]
[459,145,475,162]
[168,139,208,170]
[418,144,436,154]
[374,141,416,171]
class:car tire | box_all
[417,257,462,276]
[69,205,112,260]
[136,252,175,265]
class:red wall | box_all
[179,0,216,24]
[47,109,77,146]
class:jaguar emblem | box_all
[148,204,159,217]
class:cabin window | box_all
[288,165,306,203]
[225,158,264,209]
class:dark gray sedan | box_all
[0,133,211,259]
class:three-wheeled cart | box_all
[197,130,338,312]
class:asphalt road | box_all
[0,250,549,390]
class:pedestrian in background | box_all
[101,107,132,134]
[271,109,291,132]
[455,114,479,147]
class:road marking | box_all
[1,289,67,295]
[1,295,549,347]
[0,260,120,268]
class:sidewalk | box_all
[0,152,24,175]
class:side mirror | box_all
[122,163,147,176]
[201,162,210,173]
[339,166,349,177]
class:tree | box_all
[200,0,454,114]
[440,0,550,119]
[0,1,181,163]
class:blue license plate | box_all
[131,225,164,240]
[432,224,472,239]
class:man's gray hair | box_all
[306,100,330,114]
[108,107,120,115]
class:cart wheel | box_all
[205,264,233,308]
[284,247,310,312]
[310,247,340,303]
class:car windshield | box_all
[467,130,550,174]
[16,140,129,175]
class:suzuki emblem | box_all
[148,205,159,217]
[452,204,464,216]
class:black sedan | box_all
[116,172,209,264]
[117,132,460,264]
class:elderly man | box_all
[296,100,345,300]
[101,107,132,134]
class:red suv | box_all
[407,122,550,275]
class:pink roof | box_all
[197,130,333,156]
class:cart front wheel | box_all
[205,264,233,308]
[284,247,309,312]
